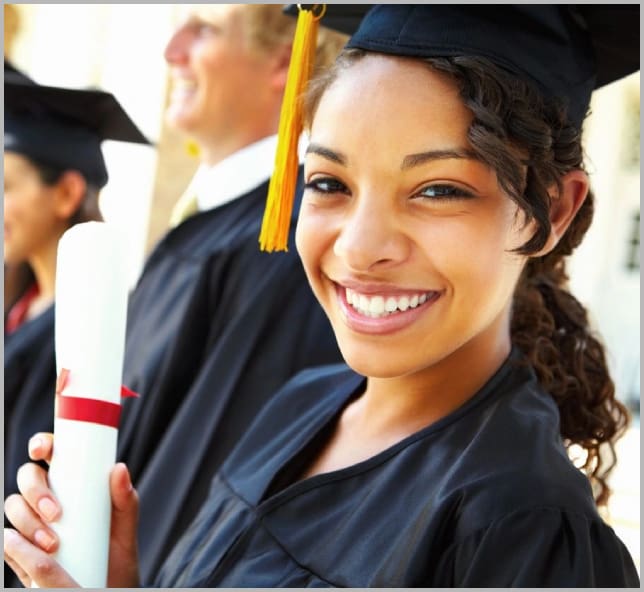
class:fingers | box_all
[4,528,79,588]
[3,532,33,588]
[15,462,61,523]
[4,493,58,553]
[28,432,54,464]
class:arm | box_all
[4,434,140,588]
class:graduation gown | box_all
[117,176,342,581]
[4,305,56,588]
[155,349,639,587]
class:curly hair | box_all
[304,49,630,506]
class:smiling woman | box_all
[3,4,640,588]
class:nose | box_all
[333,197,410,272]
[164,26,191,65]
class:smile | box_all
[345,288,434,318]
[335,283,443,335]
[171,78,197,91]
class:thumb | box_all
[110,463,138,545]
[108,463,140,587]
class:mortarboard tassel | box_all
[259,4,325,252]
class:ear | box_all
[536,169,589,256]
[52,170,87,221]
[268,43,293,92]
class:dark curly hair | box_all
[304,49,630,506]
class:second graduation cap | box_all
[5,66,150,188]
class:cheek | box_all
[295,209,321,277]
[421,216,521,290]
[295,206,337,288]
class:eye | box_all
[415,183,476,201]
[188,20,219,37]
[303,177,350,196]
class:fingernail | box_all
[118,463,133,492]
[34,529,56,552]
[28,437,42,455]
[4,528,19,544]
[38,497,60,521]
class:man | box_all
[117,5,346,581]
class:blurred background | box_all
[4,3,639,572]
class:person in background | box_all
[8,4,638,587]
[115,4,347,580]
[3,61,149,587]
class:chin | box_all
[338,345,417,379]
[164,107,198,135]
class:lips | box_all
[335,282,443,335]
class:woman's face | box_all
[296,55,535,381]
[3,152,64,265]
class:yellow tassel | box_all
[259,5,325,252]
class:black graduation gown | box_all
[117,176,342,581]
[155,350,639,587]
[4,305,56,588]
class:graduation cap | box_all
[5,64,150,188]
[260,4,640,252]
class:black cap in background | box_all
[5,63,150,188]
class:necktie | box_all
[168,190,199,228]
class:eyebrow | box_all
[305,143,348,166]
[401,149,480,170]
[305,144,480,170]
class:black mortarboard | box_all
[293,4,640,129]
[4,64,150,188]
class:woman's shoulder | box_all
[436,503,639,586]
[220,364,363,484]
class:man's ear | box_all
[52,170,87,220]
[268,43,293,92]
[537,169,589,256]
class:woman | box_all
[4,5,639,587]
[3,64,148,584]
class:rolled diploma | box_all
[47,222,129,588]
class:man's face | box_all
[163,5,275,145]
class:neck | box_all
[359,322,513,439]
[28,241,60,304]
[193,104,281,167]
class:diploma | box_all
[47,222,129,588]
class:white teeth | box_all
[369,296,385,315]
[172,79,197,91]
[344,288,435,318]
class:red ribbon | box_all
[55,368,139,429]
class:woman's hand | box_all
[4,433,141,588]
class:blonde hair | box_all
[4,4,21,56]
[239,5,348,72]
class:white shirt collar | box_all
[190,134,278,212]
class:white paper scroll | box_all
[47,222,129,588]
